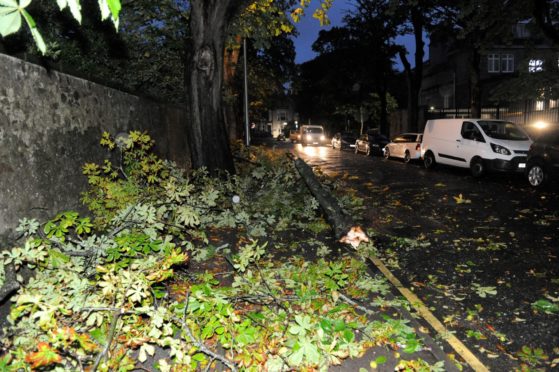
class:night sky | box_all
[292,1,427,70]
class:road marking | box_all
[368,256,489,372]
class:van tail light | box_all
[415,143,421,151]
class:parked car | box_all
[332,132,357,150]
[384,133,423,163]
[526,129,559,187]
[421,118,532,177]
[354,133,389,156]
[289,129,300,143]
[299,125,326,146]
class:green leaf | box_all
[89,328,107,345]
[66,0,81,23]
[532,299,559,314]
[106,0,121,20]
[0,8,20,37]
[342,328,355,343]
[375,355,387,364]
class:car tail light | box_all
[415,143,420,151]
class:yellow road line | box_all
[369,256,490,372]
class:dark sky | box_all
[292,1,427,70]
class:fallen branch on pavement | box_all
[289,154,369,248]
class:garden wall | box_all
[0,53,189,241]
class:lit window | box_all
[501,54,514,73]
[488,54,500,73]
[529,59,544,73]
[535,100,545,111]
[550,99,558,109]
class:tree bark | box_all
[292,157,354,239]
[185,1,250,174]
[223,37,242,142]
[291,156,369,248]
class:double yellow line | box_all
[369,256,489,372]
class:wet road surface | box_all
[282,140,559,371]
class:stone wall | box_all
[0,53,189,239]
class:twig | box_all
[233,155,261,166]
[92,308,123,372]
[175,294,238,372]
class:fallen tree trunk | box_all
[291,155,369,248]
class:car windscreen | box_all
[304,127,323,134]
[478,121,529,141]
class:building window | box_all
[529,59,544,73]
[501,54,514,72]
[276,110,287,121]
[514,23,530,39]
[488,54,500,73]
[550,99,558,109]
[535,100,545,111]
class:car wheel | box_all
[404,151,411,163]
[470,157,485,177]
[384,148,390,159]
[424,151,436,169]
[365,146,371,156]
[527,161,546,187]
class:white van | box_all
[421,119,532,177]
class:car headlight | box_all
[320,135,325,141]
[490,143,511,155]
[306,134,312,141]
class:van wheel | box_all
[470,157,485,177]
[384,148,390,159]
[404,151,411,163]
[527,161,546,187]
[424,151,436,169]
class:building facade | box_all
[420,21,559,128]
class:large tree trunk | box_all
[186,1,249,174]
[223,37,242,142]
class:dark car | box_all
[526,130,559,187]
[354,133,389,156]
[331,132,357,150]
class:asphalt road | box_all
[273,139,559,371]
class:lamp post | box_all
[352,83,364,135]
